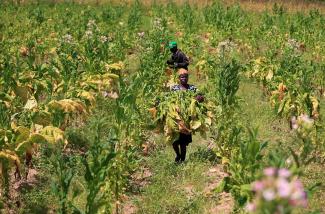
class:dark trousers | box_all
[172,133,192,162]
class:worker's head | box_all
[169,41,177,53]
[178,68,189,85]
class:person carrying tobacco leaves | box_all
[171,68,204,163]
[166,41,189,70]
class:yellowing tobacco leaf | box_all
[207,111,214,118]
[13,126,45,154]
[50,47,56,54]
[0,129,11,143]
[14,126,30,145]
[103,73,119,79]
[40,126,68,146]
[0,150,20,165]
[195,60,207,67]
[78,91,96,107]
[189,99,197,116]
[13,85,32,103]
[205,117,212,126]
[165,116,177,133]
[54,81,65,94]
[105,62,124,72]
[266,70,273,81]
[15,138,35,154]
[32,110,52,126]
[24,97,38,110]
[48,99,87,114]
[29,133,47,144]
[10,121,18,130]
[310,96,319,118]
[190,120,202,130]
[255,57,264,65]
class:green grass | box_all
[131,137,217,214]
[238,78,293,144]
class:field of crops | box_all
[1,0,325,213]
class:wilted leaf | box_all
[190,120,202,130]
[32,110,52,126]
[24,97,38,110]
[205,117,212,126]
[148,107,157,119]
[0,150,20,165]
[40,126,68,146]
[48,99,87,114]
[266,70,273,81]
[105,62,124,72]
[78,91,96,107]
[14,126,30,145]
[14,85,32,103]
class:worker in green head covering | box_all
[166,41,189,70]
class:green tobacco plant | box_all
[216,128,268,208]
[217,60,240,107]
[127,0,142,30]
[82,117,116,214]
[203,2,248,32]
[209,58,241,162]
[51,151,79,214]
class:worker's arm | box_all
[189,85,204,103]
[195,94,204,103]
[166,58,174,65]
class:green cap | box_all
[169,41,177,49]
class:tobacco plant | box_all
[208,57,241,162]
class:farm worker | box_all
[171,68,204,163]
[167,41,189,70]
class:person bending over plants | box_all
[166,41,189,70]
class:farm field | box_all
[1,0,325,213]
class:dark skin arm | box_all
[167,59,174,65]
[195,94,204,103]
[167,47,177,65]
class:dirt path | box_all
[119,134,234,214]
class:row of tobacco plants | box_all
[0,1,172,213]
[204,47,322,213]
[196,3,325,212]
[1,1,325,213]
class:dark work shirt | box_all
[168,49,189,70]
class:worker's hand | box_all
[195,95,204,103]
[148,107,157,119]
[178,120,191,135]
[154,99,160,107]
[167,59,174,65]
[173,62,178,68]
